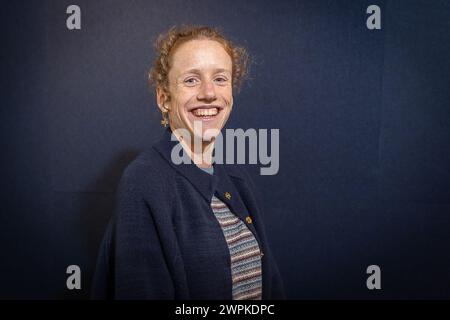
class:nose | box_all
[197,80,216,102]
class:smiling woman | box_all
[150,26,250,163]
[157,38,233,153]
[91,25,285,300]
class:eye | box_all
[214,77,229,85]
[184,77,199,86]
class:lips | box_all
[189,105,223,120]
[192,108,218,117]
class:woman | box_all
[92,25,284,300]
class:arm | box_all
[114,170,175,299]
[91,169,175,300]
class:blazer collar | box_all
[152,128,220,203]
[152,128,261,243]
[152,128,246,198]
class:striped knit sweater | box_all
[211,195,263,300]
[199,165,263,300]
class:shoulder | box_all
[117,146,174,196]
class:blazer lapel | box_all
[152,128,263,245]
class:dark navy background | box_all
[1,0,449,299]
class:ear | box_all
[156,87,170,113]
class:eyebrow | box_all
[181,68,231,75]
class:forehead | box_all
[169,39,232,75]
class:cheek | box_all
[174,89,196,109]
[219,87,233,105]
[226,92,234,109]
[169,92,188,113]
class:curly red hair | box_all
[148,25,250,97]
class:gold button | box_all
[246,216,253,224]
[224,192,231,200]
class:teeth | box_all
[192,108,219,117]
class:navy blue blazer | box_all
[91,128,285,300]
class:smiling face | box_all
[157,39,233,144]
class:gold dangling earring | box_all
[160,104,170,127]
[160,111,169,127]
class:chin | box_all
[203,125,223,141]
[202,132,217,142]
